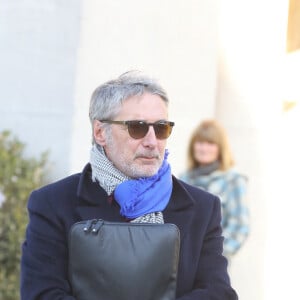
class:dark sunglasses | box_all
[100,120,175,139]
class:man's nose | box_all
[142,125,158,145]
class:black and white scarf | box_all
[90,145,172,223]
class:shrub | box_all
[0,130,48,300]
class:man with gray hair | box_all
[21,71,238,299]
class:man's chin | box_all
[132,165,160,178]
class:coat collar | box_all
[76,164,196,238]
[163,177,196,240]
[77,163,107,205]
[75,164,122,221]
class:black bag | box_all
[68,219,180,300]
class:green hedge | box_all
[0,130,48,300]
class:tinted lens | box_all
[153,123,172,139]
[127,121,149,139]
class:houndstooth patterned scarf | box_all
[90,144,165,224]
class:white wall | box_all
[0,0,82,178]
[216,0,294,299]
[0,0,219,180]
[69,0,219,176]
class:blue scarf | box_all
[114,151,172,219]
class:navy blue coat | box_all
[21,164,238,300]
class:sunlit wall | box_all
[69,0,220,176]
[217,0,299,299]
[0,0,219,179]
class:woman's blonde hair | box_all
[187,119,234,171]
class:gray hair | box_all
[89,71,169,143]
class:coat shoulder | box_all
[174,177,220,208]
[33,172,81,197]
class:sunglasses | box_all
[100,120,175,139]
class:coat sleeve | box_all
[176,195,238,300]
[20,189,76,300]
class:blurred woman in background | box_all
[180,119,250,259]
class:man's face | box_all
[94,93,169,178]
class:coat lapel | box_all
[164,177,195,241]
[74,164,123,222]
[75,165,196,234]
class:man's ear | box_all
[93,120,106,146]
